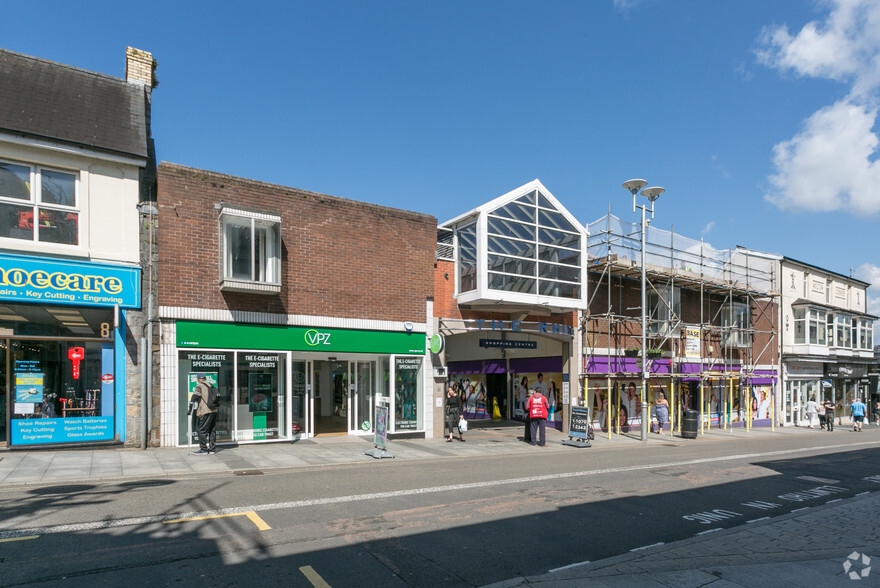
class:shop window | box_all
[219,207,281,294]
[0,160,79,246]
[178,350,234,445]
[236,352,286,441]
[394,357,422,431]
[9,339,115,445]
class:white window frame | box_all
[647,285,681,337]
[834,314,852,349]
[219,206,281,294]
[0,159,80,247]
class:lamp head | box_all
[622,179,647,195]
[641,186,665,202]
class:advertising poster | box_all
[15,373,44,403]
[685,327,701,358]
[248,372,273,412]
[187,372,218,399]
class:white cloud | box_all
[765,99,880,213]
[701,221,715,236]
[758,0,880,215]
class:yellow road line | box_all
[163,510,271,531]
[299,565,331,588]
[0,535,39,543]
[244,511,271,531]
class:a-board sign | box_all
[569,406,590,440]
[374,404,389,450]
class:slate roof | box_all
[0,48,148,160]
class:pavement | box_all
[2,421,880,587]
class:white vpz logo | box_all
[305,329,331,346]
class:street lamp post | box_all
[622,179,665,442]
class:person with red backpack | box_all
[527,385,550,447]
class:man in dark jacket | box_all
[191,374,218,455]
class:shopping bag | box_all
[458,416,468,432]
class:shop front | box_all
[0,253,140,448]
[782,360,824,426]
[583,356,672,433]
[440,319,572,431]
[172,321,426,446]
[824,363,870,424]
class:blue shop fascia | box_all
[0,252,140,448]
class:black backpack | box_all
[205,384,220,410]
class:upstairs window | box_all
[647,285,681,337]
[721,301,751,348]
[219,207,281,294]
[0,161,79,246]
[834,314,852,348]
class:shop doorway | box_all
[486,373,506,419]
[312,359,376,436]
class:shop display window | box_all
[8,339,115,444]
[178,350,234,445]
[394,357,422,431]
[236,352,285,441]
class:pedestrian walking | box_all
[851,397,867,432]
[527,385,550,447]
[817,398,826,429]
[445,385,464,442]
[654,390,670,435]
[873,401,880,426]
[804,396,819,429]
[191,374,218,455]
[822,398,835,432]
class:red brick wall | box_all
[433,260,461,319]
[157,163,436,323]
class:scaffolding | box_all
[583,213,780,436]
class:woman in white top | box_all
[804,396,819,429]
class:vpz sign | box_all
[305,329,332,346]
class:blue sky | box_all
[3,1,880,311]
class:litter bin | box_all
[681,409,699,439]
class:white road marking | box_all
[631,542,664,551]
[747,517,770,523]
[549,560,591,573]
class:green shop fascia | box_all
[177,321,426,354]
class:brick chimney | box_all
[126,46,153,86]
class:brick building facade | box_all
[156,163,437,447]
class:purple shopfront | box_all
[448,356,565,430]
